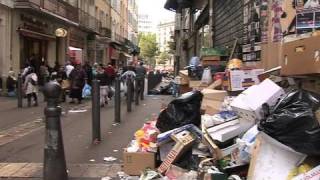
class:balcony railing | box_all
[100,27,112,38]
[79,9,101,33]
[14,0,79,23]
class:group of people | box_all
[4,59,147,108]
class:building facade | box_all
[138,14,154,33]
[157,21,175,52]
[0,0,138,94]
[128,0,138,45]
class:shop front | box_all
[11,12,67,74]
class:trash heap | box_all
[122,47,320,180]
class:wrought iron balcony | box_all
[14,0,79,23]
[79,9,101,33]
[100,27,112,38]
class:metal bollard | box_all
[17,74,23,108]
[135,78,140,106]
[43,82,68,180]
[141,77,145,100]
[127,77,133,112]
[114,75,121,123]
[92,79,101,143]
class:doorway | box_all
[21,37,48,75]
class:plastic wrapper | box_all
[129,121,159,153]
[82,83,91,98]
[201,68,213,85]
[258,89,320,155]
[156,91,203,133]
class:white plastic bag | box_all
[201,68,212,85]
[120,82,127,93]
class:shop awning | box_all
[17,28,56,40]
[110,41,123,51]
[164,0,193,11]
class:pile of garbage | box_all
[122,50,320,179]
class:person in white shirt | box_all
[65,61,74,78]
[24,67,38,107]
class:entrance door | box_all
[22,37,48,75]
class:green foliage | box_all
[138,33,159,66]
[158,51,170,65]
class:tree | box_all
[138,33,159,67]
[158,51,170,65]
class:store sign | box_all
[20,14,48,33]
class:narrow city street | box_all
[0,94,172,179]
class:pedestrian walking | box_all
[6,70,17,97]
[83,61,93,86]
[104,63,116,85]
[135,62,146,97]
[121,63,136,97]
[24,67,38,107]
[69,61,86,104]
[39,62,50,86]
[56,66,68,102]
[96,64,109,107]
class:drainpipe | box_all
[208,0,214,47]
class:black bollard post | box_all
[43,82,68,180]
[114,74,121,123]
[135,78,140,106]
[140,77,145,100]
[127,77,132,112]
[92,79,101,143]
[17,74,23,108]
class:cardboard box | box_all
[201,89,227,101]
[206,119,254,142]
[281,36,320,76]
[231,79,285,121]
[189,80,201,88]
[178,70,189,85]
[123,150,156,176]
[225,69,264,91]
[201,98,223,115]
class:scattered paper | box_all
[101,177,112,180]
[112,123,120,126]
[68,109,87,113]
[103,156,117,162]
[108,131,113,134]
[113,150,119,152]
[89,159,95,162]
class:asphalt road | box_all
[0,94,172,165]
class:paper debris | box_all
[103,156,117,162]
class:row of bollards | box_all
[42,74,145,179]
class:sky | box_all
[137,0,175,27]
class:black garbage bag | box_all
[156,91,203,132]
[258,89,320,155]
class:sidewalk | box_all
[0,94,172,179]
[0,163,121,179]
